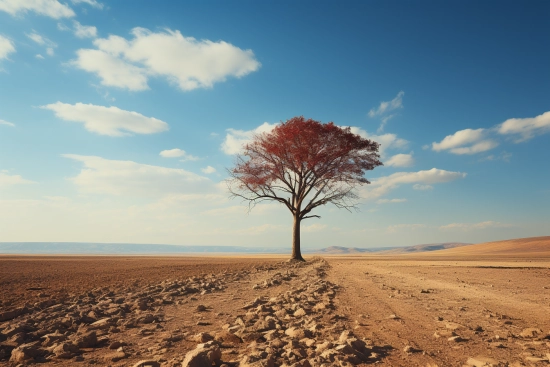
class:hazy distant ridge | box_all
[0,242,472,255]
[314,243,471,254]
[0,243,289,254]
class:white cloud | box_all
[74,48,149,90]
[27,31,46,45]
[0,35,15,60]
[63,154,211,197]
[201,166,216,174]
[0,0,75,18]
[385,153,414,167]
[72,27,261,91]
[479,152,512,163]
[0,119,15,127]
[302,223,327,233]
[449,140,498,155]
[35,54,44,59]
[26,31,57,56]
[377,198,407,204]
[42,102,169,136]
[413,184,433,190]
[73,21,97,38]
[387,223,426,233]
[439,221,512,231]
[369,91,404,118]
[348,126,408,157]
[71,0,103,9]
[0,171,35,187]
[233,224,285,235]
[57,22,70,31]
[221,122,278,155]
[377,114,395,133]
[431,128,498,155]
[159,148,199,161]
[497,111,550,142]
[361,168,466,201]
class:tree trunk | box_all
[291,214,305,261]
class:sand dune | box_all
[378,242,470,254]
[422,236,550,256]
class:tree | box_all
[228,117,382,261]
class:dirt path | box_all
[328,259,550,366]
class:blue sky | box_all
[0,0,548,249]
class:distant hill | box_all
[314,246,398,254]
[421,236,550,256]
[312,243,471,254]
[378,242,471,254]
[0,242,289,255]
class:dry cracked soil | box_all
[0,255,549,367]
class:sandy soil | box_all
[1,254,549,366]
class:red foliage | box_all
[230,116,382,218]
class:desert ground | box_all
[1,238,549,367]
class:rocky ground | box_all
[0,255,549,366]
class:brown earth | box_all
[419,236,550,257]
[1,252,549,367]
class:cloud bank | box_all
[42,102,169,136]
[0,35,15,60]
[159,148,199,161]
[72,27,261,91]
[361,168,466,200]
[0,0,75,18]
[63,155,210,196]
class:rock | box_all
[285,327,310,339]
[241,355,275,367]
[181,341,221,367]
[433,330,456,339]
[9,343,42,363]
[254,318,276,332]
[293,308,307,317]
[105,347,128,362]
[42,332,67,347]
[133,360,161,367]
[75,331,98,348]
[109,341,126,349]
[196,305,207,312]
[519,328,543,338]
[53,342,80,359]
[0,307,29,322]
[448,336,466,342]
[315,341,333,353]
[193,332,214,343]
[403,345,420,353]
[214,331,242,345]
[138,313,156,324]
[466,356,499,366]
[445,322,463,330]
[89,318,113,330]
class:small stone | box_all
[193,332,214,343]
[448,336,465,342]
[132,360,161,367]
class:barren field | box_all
[1,254,549,367]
